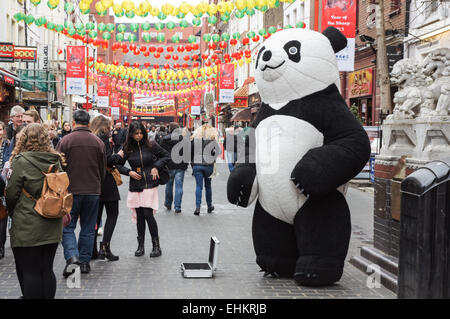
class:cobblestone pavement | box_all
[0,161,395,299]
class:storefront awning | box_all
[231,107,252,122]
[0,68,21,88]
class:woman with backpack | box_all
[90,115,122,261]
[5,123,66,299]
[114,121,170,258]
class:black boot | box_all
[99,242,119,261]
[135,236,145,257]
[92,240,99,260]
[150,237,162,257]
[0,244,4,259]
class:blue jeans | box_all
[165,169,185,211]
[226,151,237,172]
[192,165,214,209]
[62,195,100,263]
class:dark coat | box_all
[56,127,106,195]
[114,140,170,192]
[98,133,121,202]
[191,138,221,166]
[112,128,127,152]
[158,133,189,171]
[51,136,60,149]
[5,152,63,248]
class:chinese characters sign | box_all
[321,0,356,71]
[347,68,373,98]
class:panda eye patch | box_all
[283,40,301,63]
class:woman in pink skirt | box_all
[115,121,170,258]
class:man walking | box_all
[56,110,106,276]
[112,121,126,153]
[6,105,25,141]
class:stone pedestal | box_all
[350,116,450,294]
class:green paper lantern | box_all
[142,33,152,42]
[221,15,230,23]
[208,16,217,25]
[164,80,168,84]
[98,23,106,32]
[117,24,126,33]
[75,22,84,30]
[106,23,115,32]
[77,29,85,36]
[284,24,293,29]
[195,13,203,18]
[25,15,35,25]
[68,28,76,36]
[171,34,180,43]
[31,0,41,5]
[155,22,164,31]
[235,11,245,19]
[81,9,90,15]
[128,34,137,42]
[179,20,189,28]
[47,2,57,10]
[56,24,64,32]
[212,34,220,43]
[232,32,241,40]
[260,5,269,12]
[86,22,95,30]
[176,12,185,19]
[296,21,305,28]
[188,35,196,44]
[64,2,74,13]
[130,23,139,32]
[156,33,165,42]
[167,21,176,30]
[125,11,135,19]
[192,18,201,27]
[88,30,97,38]
[114,10,124,17]
[116,33,124,42]
[258,28,267,36]
[64,21,73,29]
[268,26,277,34]
[203,34,211,42]
[141,22,151,31]
[47,22,56,30]
[247,31,256,38]
[274,0,281,8]
[102,32,111,40]
[13,13,26,21]
[157,12,167,20]
[221,33,230,41]
[247,8,255,16]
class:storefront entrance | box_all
[350,97,373,126]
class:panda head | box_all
[255,27,347,106]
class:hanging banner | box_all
[0,43,15,63]
[66,77,86,95]
[111,107,120,119]
[321,0,356,72]
[14,46,37,62]
[111,92,120,108]
[347,68,373,98]
[219,64,235,104]
[97,76,109,96]
[191,90,201,115]
[66,46,86,78]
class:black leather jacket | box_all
[114,140,170,192]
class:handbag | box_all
[107,167,123,186]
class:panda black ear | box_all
[322,27,347,53]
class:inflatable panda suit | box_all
[227,27,371,287]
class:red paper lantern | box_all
[173,63,180,69]
[165,54,171,60]
[113,60,119,66]
[133,62,140,68]
[208,43,216,50]
[192,54,199,60]
[140,46,147,52]
[129,44,136,51]
[172,55,179,61]
[242,37,250,45]
[124,61,130,67]
[205,60,211,67]
[123,48,129,54]
[182,63,188,69]
[157,47,164,53]
[230,39,238,46]
[97,57,103,63]
[149,46,156,52]
[185,44,192,52]
[134,50,140,56]
[192,43,199,50]
[177,45,185,53]
[144,62,151,68]
[167,46,174,53]
[201,53,209,60]
[57,49,63,55]
[264,33,271,40]
[153,64,159,69]
[163,64,170,69]
[252,35,260,42]
[121,43,127,50]
[219,41,227,49]
[183,55,190,61]
[215,59,221,65]
[193,62,200,68]
[143,51,150,57]
[154,53,160,58]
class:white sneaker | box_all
[98,227,103,236]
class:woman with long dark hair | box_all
[5,123,66,299]
[115,121,170,258]
[90,115,121,261]
[59,121,72,138]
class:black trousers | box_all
[96,200,119,243]
[135,207,158,240]
[0,218,7,248]
[12,243,58,299]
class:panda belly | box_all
[255,115,324,224]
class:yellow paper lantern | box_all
[207,4,218,16]
[179,2,191,15]
[235,0,247,11]
[122,0,135,12]
[247,0,256,9]
[100,0,113,9]
[150,7,160,16]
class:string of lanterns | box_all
[33,0,300,21]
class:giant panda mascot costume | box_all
[227,27,371,287]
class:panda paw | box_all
[289,177,310,197]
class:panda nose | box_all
[262,50,272,62]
